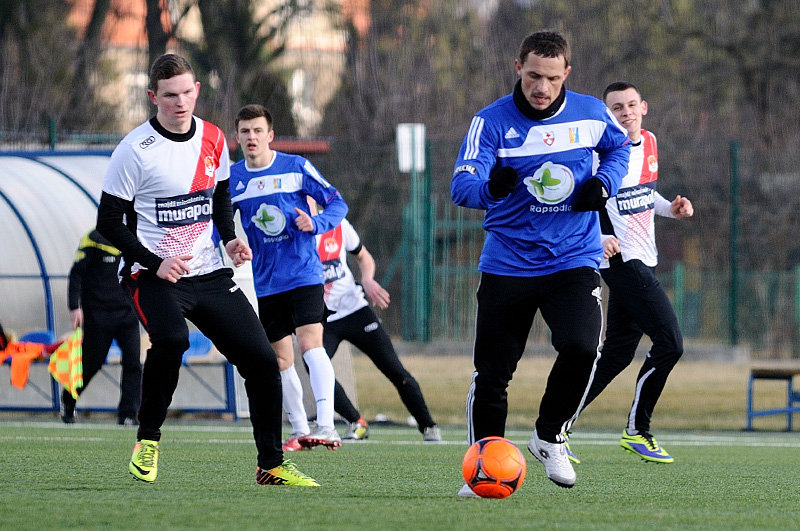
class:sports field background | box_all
[350,353,788,432]
[2,353,789,432]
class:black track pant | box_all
[467,268,603,444]
[62,305,141,420]
[123,269,284,470]
[584,259,683,433]
[322,306,436,432]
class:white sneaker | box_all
[527,429,576,488]
[457,483,478,498]
[423,425,442,442]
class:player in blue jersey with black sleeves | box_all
[453,31,630,495]
[230,104,348,450]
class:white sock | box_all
[280,365,309,435]
[303,347,336,429]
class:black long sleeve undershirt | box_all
[212,181,236,245]
[96,191,163,273]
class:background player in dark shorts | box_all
[317,218,441,442]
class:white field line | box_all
[0,420,254,433]
[2,422,799,448]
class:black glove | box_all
[488,166,518,199]
[572,178,609,211]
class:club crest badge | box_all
[524,161,575,205]
[204,156,216,177]
[648,155,658,173]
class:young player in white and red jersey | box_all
[316,218,441,442]
[569,81,694,464]
[229,104,348,451]
[97,54,317,486]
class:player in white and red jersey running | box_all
[97,54,317,487]
[230,104,347,451]
[571,81,693,465]
[317,218,441,442]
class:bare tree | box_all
[63,0,112,130]
[185,0,308,134]
[145,0,198,67]
[0,1,80,138]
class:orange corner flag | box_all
[48,328,83,399]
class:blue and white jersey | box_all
[229,151,348,297]
[451,89,630,277]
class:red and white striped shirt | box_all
[102,116,230,276]
[601,130,673,268]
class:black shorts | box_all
[257,284,326,342]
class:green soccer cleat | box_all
[256,460,320,486]
[343,418,369,440]
[620,429,674,463]
[129,439,159,483]
[564,432,581,464]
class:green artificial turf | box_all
[2,421,799,530]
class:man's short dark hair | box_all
[603,81,642,102]
[149,54,195,91]
[235,104,273,130]
[519,31,570,67]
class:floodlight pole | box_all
[397,124,431,341]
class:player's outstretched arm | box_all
[356,246,390,309]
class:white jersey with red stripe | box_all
[317,219,368,322]
[102,116,230,276]
[600,129,673,268]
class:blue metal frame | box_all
[0,150,112,337]
[224,363,239,420]
[0,189,57,338]
[746,372,800,431]
[0,151,107,412]
[0,151,241,419]
[30,158,102,207]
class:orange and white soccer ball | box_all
[462,436,527,498]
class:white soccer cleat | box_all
[527,429,576,488]
[299,425,342,450]
[457,483,479,498]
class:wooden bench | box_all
[746,361,800,431]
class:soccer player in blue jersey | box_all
[452,31,630,495]
[230,104,348,450]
